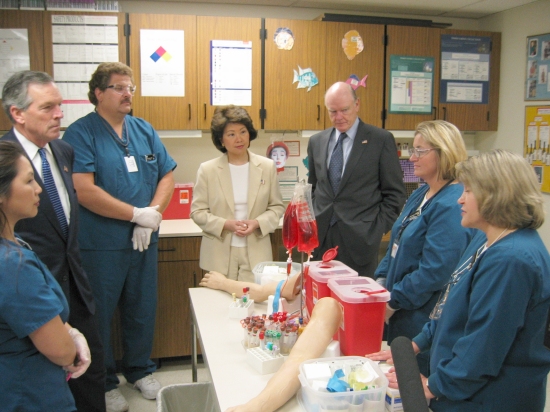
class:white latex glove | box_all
[385,303,397,325]
[132,225,153,252]
[64,328,91,379]
[131,205,162,230]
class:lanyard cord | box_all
[396,179,454,243]
[96,111,131,157]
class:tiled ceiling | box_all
[135,0,541,19]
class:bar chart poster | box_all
[389,55,434,114]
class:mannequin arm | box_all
[225,297,341,412]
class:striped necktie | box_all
[38,148,68,238]
[328,133,348,226]
[328,132,348,194]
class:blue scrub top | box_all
[415,229,550,412]
[63,112,177,250]
[0,239,74,411]
[375,183,474,342]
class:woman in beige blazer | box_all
[191,106,284,282]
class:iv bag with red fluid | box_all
[282,200,299,275]
[282,201,298,252]
[295,182,319,255]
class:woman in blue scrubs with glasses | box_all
[374,120,475,375]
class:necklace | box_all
[480,227,514,255]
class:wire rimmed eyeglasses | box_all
[106,84,137,95]
[410,147,435,158]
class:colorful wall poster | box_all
[526,32,550,100]
[389,55,434,114]
[440,35,491,104]
[524,105,550,193]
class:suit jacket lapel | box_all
[319,129,333,176]
[4,130,66,240]
[50,142,72,242]
[216,155,235,214]
[339,121,369,191]
[247,152,261,216]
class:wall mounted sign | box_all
[525,32,550,100]
[440,35,491,104]
[389,55,434,114]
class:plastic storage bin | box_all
[298,356,388,412]
[305,260,358,315]
[162,183,193,220]
[328,277,389,356]
[156,382,217,412]
[252,261,301,285]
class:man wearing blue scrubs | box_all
[63,62,176,412]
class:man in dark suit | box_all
[2,71,106,412]
[308,82,406,277]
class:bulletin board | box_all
[524,105,550,193]
[525,32,550,100]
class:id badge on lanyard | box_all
[125,155,139,172]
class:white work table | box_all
[159,218,202,237]
[189,287,301,412]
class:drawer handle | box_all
[158,248,177,252]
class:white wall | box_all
[479,0,550,248]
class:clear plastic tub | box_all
[298,356,388,412]
[252,261,301,285]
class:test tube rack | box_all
[246,347,285,375]
[228,299,254,319]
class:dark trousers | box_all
[313,222,380,278]
[68,278,107,412]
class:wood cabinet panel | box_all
[158,237,200,261]
[264,19,326,130]
[439,29,501,131]
[0,11,46,130]
[324,22,385,128]
[385,25,441,131]
[128,14,198,130]
[150,260,200,358]
[197,16,262,129]
[112,236,202,360]
[42,11,126,76]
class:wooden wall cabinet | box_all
[384,25,442,131]
[0,11,46,130]
[112,236,203,360]
[324,22,385,129]
[264,19,326,130]
[128,14,198,130]
[385,25,501,132]
[197,16,262,130]
[438,29,501,131]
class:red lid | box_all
[322,246,339,262]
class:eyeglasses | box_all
[106,84,137,95]
[410,147,435,158]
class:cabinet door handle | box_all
[442,107,447,120]
[204,103,207,120]
[158,248,176,252]
[432,106,437,120]
[189,104,191,121]
[317,105,320,121]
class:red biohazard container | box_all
[162,183,194,220]
[327,277,390,356]
[305,247,358,316]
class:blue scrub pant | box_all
[81,247,158,392]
